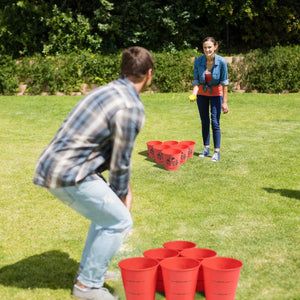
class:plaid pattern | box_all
[34,78,145,197]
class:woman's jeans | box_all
[197,95,223,149]
[49,177,133,288]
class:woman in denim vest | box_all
[189,37,229,161]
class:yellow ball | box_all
[189,94,196,101]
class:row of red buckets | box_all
[119,240,243,300]
[146,140,196,171]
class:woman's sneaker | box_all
[211,151,220,162]
[199,147,210,157]
[72,284,117,300]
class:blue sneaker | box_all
[211,151,220,161]
[199,147,210,157]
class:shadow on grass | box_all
[263,188,300,200]
[0,250,78,290]
[138,150,149,157]
[138,150,154,162]
[138,150,165,170]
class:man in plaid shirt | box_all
[34,47,154,300]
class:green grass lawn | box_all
[0,93,299,299]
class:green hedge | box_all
[15,52,121,95]
[0,46,299,95]
[0,55,18,94]
[231,45,300,93]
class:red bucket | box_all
[162,149,181,171]
[153,144,171,164]
[160,257,200,300]
[179,141,195,158]
[202,257,243,300]
[146,141,162,159]
[172,144,189,164]
[163,240,196,252]
[163,140,179,147]
[119,257,159,300]
[181,248,217,292]
[143,248,179,291]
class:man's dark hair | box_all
[121,47,154,81]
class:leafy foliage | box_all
[152,50,197,92]
[0,1,299,57]
[237,46,300,93]
[0,55,18,94]
[0,46,299,95]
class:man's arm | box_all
[109,107,144,198]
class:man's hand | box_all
[120,184,133,211]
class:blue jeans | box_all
[49,177,133,288]
[196,95,223,149]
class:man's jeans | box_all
[49,177,133,288]
[197,95,223,149]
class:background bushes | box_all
[0,1,299,57]
[0,46,299,95]
[0,55,18,95]
[240,46,300,93]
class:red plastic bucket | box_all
[163,240,196,252]
[162,149,181,171]
[181,248,217,292]
[172,144,189,164]
[202,257,243,300]
[153,144,171,164]
[179,141,195,158]
[146,141,162,159]
[143,248,179,291]
[118,257,159,300]
[163,140,179,147]
[160,257,200,300]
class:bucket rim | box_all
[163,240,197,249]
[118,257,159,271]
[180,140,195,145]
[146,141,162,146]
[201,256,243,271]
[161,148,182,155]
[160,257,200,271]
[153,144,171,150]
[172,144,189,150]
[180,247,217,259]
[143,248,180,260]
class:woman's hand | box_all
[190,85,199,102]
[189,94,197,102]
[222,86,228,113]
[222,102,229,114]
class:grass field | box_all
[0,92,299,299]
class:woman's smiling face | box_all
[203,41,217,57]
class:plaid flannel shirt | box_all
[33,78,145,197]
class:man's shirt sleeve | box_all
[109,107,145,197]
